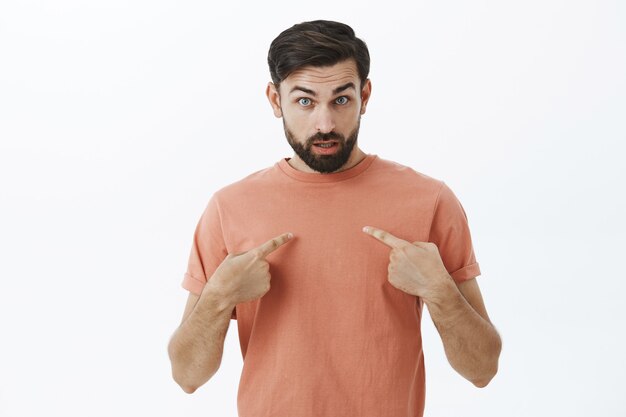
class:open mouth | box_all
[313,141,338,148]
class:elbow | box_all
[471,337,502,388]
[167,343,205,394]
[169,364,198,394]
[171,363,200,394]
[180,382,199,394]
[174,369,219,394]
[171,365,204,394]
[470,361,498,388]
[472,373,495,388]
[472,379,490,388]
[171,362,210,394]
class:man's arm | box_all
[362,226,501,387]
[425,276,502,387]
[167,282,235,394]
[169,231,294,394]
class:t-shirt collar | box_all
[277,154,378,183]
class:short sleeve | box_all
[428,182,481,284]
[182,194,236,319]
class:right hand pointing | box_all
[207,232,294,306]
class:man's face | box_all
[266,59,371,173]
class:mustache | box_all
[307,131,344,144]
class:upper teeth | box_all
[318,143,333,148]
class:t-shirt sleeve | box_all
[182,193,236,319]
[428,181,481,284]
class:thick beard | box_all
[283,117,360,174]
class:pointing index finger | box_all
[363,226,408,248]
[255,232,294,258]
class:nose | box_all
[314,106,336,133]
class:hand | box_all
[362,226,451,301]
[208,232,294,306]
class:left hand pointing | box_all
[362,226,452,300]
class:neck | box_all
[288,147,367,173]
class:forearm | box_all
[168,283,235,393]
[425,277,502,387]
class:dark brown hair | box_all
[267,20,370,91]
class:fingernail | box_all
[362,226,369,233]
[287,232,293,239]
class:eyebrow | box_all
[289,82,356,97]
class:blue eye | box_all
[335,96,349,105]
[298,98,312,106]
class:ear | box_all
[359,79,372,115]
[266,82,283,118]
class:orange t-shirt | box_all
[182,154,481,417]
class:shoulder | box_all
[370,155,445,195]
[211,162,280,203]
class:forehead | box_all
[281,59,359,95]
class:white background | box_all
[1,1,624,416]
